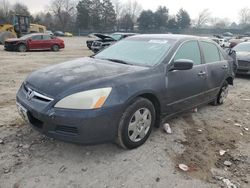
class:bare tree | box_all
[112,0,122,20]
[196,9,210,28]
[122,0,142,23]
[49,0,76,31]
[239,7,250,26]
[210,17,230,29]
[0,0,11,17]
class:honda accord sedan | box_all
[5,33,65,52]
[16,34,234,149]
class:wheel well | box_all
[17,43,26,46]
[16,43,27,50]
[226,77,233,85]
[139,93,161,128]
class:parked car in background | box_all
[16,34,234,149]
[4,33,65,52]
[87,32,137,53]
[46,30,54,36]
[233,42,250,75]
[54,31,65,37]
[64,32,73,37]
[218,38,230,48]
[211,38,220,44]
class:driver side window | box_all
[174,41,201,65]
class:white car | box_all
[45,30,54,36]
[219,38,230,48]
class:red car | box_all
[4,33,65,52]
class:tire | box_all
[211,81,229,106]
[117,97,156,149]
[52,44,59,52]
[17,44,27,52]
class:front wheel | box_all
[17,44,27,52]
[52,44,59,52]
[117,98,156,149]
[211,81,229,105]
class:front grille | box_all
[23,84,54,102]
[93,42,101,47]
[55,125,79,135]
[238,60,250,68]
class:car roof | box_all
[128,34,203,42]
[236,41,250,45]
[113,32,138,35]
[27,33,48,36]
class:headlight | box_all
[54,87,112,110]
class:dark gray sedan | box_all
[16,34,235,149]
[233,42,250,75]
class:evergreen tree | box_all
[176,8,191,29]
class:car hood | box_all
[236,52,250,61]
[25,57,147,98]
[5,38,24,42]
[94,33,116,40]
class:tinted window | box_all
[174,41,201,65]
[31,35,42,40]
[200,41,220,63]
[43,35,52,40]
[110,34,122,40]
[95,39,175,66]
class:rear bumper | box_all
[16,87,123,144]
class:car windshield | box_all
[20,34,34,40]
[94,38,175,66]
[110,34,122,40]
[233,43,250,52]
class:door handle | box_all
[222,65,228,69]
[198,71,206,76]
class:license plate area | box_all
[16,102,30,123]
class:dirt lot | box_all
[0,37,249,188]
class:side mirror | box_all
[172,59,194,71]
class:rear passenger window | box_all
[174,41,201,65]
[31,35,42,40]
[43,35,52,40]
[200,41,220,63]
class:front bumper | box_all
[16,86,123,144]
[4,43,16,51]
[237,61,250,75]
[91,46,102,53]
[237,67,250,75]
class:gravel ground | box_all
[0,37,249,188]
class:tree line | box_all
[1,0,250,33]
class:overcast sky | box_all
[8,0,250,23]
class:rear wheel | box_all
[17,44,27,52]
[211,81,229,105]
[117,98,155,149]
[52,44,59,52]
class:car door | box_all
[199,41,228,101]
[28,35,43,50]
[41,35,53,49]
[165,40,207,114]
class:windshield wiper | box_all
[106,58,132,65]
